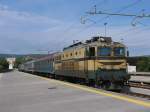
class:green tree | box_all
[14,57,33,68]
[14,57,26,68]
[0,58,9,71]
[137,57,150,72]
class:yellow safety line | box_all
[32,75,150,108]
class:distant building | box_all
[6,58,16,69]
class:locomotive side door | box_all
[86,47,96,80]
[84,48,88,74]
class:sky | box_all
[0,0,150,56]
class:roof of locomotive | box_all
[63,36,125,51]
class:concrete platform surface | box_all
[130,87,150,96]
[130,76,150,83]
[0,71,149,112]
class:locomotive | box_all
[19,36,130,90]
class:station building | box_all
[6,58,16,69]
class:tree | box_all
[14,57,26,68]
[0,58,9,71]
[14,57,33,68]
[137,57,150,72]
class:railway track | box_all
[122,91,150,100]
[125,81,150,90]
[126,72,150,89]
[123,80,150,100]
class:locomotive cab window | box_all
[98,47,111,56]
[89,47,95,56]
[114,47,125,56]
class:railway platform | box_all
[130,75,150,84]
[0,71,149,112]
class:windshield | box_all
[114,47,125,56]
[98,47,111,56]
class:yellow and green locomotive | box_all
[54,36,130,90]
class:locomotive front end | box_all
[95,42,130,90]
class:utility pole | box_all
[104,22,107,37]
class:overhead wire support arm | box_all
[86,11,150,18]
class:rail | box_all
[122,91,150,99]
[125,81,150,90]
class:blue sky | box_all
[0,0,150,55]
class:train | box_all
[19,36,130,90]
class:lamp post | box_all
[104,22,107,37]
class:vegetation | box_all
[0,58,9,72]
[136,57,150,72]
[0,53,48,68]
[14,57,26,68]
[14,57,33,68]
[128,56,150,72]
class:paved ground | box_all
[0,71,149,112]
[130,87,150,95]
[130,76,150,83]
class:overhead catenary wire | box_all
[65,0,142,40]
[87,11,150,18]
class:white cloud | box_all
[0,4,8,10]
